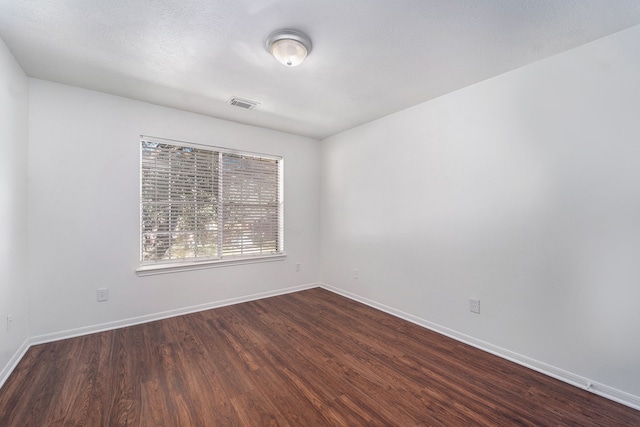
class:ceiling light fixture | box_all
[266,29,312,67]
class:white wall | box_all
[0,39,29,378]
[321,25,640,398]
[27,79,320,337]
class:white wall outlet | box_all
[295,263,301,272]
[470,298,480,314]
[97,288,109,302]
[6,314,13,332]
[353,268,359,279]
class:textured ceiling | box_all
[1,1,640,139]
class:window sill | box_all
[136,254,286,276]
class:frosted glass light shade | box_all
[270,39,307,66]
[266,30,312,67]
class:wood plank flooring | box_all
[0,287,638,426]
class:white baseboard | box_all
[0,338,31,390]
[0,282,320,389]
[30,282,320,346]
[320,283,640,411]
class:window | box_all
[139,136,283,273]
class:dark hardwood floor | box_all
[0,287,638,426]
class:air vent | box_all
[228,97,260,110]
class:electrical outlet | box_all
[295,263,301,272]
[353,268,359,279]
[470,299,480,314]
[6,314,13,332]
[97,288,109,302]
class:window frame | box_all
[136,135,285,276]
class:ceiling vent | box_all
[228,97,260,110]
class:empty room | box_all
[1,1,639,425]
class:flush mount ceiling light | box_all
[266,29,312,67]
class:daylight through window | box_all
[140,137,283,266]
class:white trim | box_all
[0,339,31,390]
[30,282,318,346]
[136,254,286,276]
[0,283,319,389]
[319,283,640,411]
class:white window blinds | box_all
[141,137,283,265]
